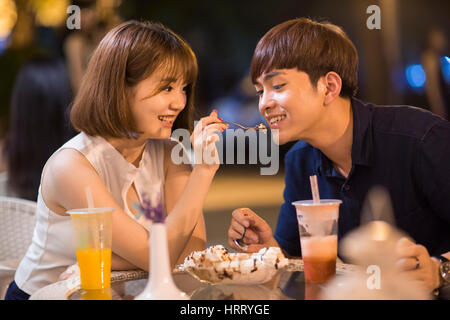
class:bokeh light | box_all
[0,0,18,38]
[442,56,450,84]
[405,64,426,88]
[29,0,70,27]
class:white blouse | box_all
[15,132,166,295]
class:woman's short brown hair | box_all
[251,18,358,97]
[71,20,198,138]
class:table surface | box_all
[67,259,337,300]
[29,259,450,300]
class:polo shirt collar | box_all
[314,97,374,175]
[351,97,374,167]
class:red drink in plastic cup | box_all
[301,235,338,283]
[292,199,341,284]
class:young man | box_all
[227,18,450,293]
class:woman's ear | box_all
[323,72,343,105]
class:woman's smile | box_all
[157,114,176,127]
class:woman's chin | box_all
[139,128,172,140]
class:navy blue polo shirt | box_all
[274,97,450,258]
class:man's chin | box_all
[271,130,289,145]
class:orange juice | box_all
[81,288,112,300]
[76,248,111,290]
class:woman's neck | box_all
[106,136,147,167]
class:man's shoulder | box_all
[285,141,314,159]
[284,141,317,173]
[358,98,446,140]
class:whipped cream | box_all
[256,123,267,134]
[182,245,288,282]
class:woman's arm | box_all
[162,113,226,267]
[112,252,138,270]
[163,141,207,266]
[175,213,206,265]
[162,142,211,267]
[42,116,223,272]
[42,149,151,271]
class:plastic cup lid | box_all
[66,207,115,215]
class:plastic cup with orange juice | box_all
[292,199,341,283]
[67,207,114,300]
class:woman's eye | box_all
[165,86,173,92]
[256,90,263,97]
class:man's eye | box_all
[273,83,286,90]
[256,90,263,97]
[165,86,173,92]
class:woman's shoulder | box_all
[41,148,97,215]
[44,134,101,179]
[44,148,94,182]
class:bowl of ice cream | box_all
[178,245,288,285]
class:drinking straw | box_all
[85,186,103,249]
[309,175,320,203]
[85,186,94,209]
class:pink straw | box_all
[309,175,320,203]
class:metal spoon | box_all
[233,228,248,250]
[223,122,267,132]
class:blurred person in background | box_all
[0,2,44,138]
[63,0,107,94]
[422,26,449,120]
[0,55,75,201]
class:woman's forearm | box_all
[111,252,139,271]
[175,213,207,266]
[165,166,215,266]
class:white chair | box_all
[0,196,37,299]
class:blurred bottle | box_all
[320,186,431,300]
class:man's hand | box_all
[395,237,441,292]
[227,208,278,253]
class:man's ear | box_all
[323,72,342,105]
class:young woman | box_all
[6,20,227,300]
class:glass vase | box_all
[135,223,189,300]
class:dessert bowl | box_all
[179,245,288,285]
